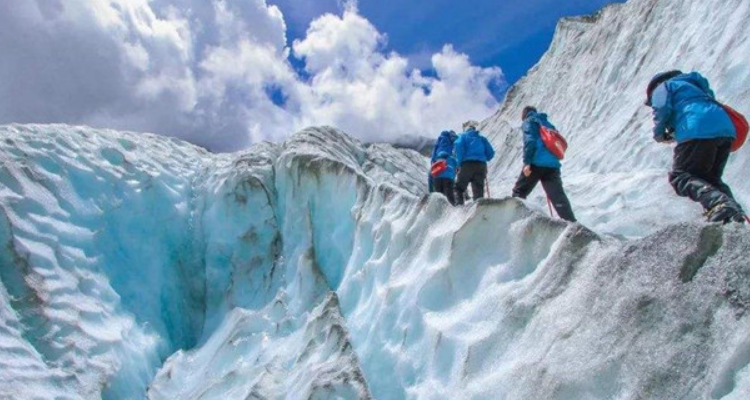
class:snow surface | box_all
[3,0,750,399]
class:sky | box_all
[0,0,624,151]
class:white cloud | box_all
[292,6,383,75]
[0,0,505,151]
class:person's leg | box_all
[446,180,456,205]
[512,168,540,199]
[706,138,737,200]
[434,178,454,205]
[669,140,742,221]
[470,163,487,200]
[434,178,445,198]
[540,168,577,222]
[455,167,471,205]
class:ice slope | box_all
[2,123,750,400]
[481,0,750,237]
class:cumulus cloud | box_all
[0,0,504,151]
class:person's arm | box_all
[448,156,457,176]
[430,139,439,162]
[484,137,495,161]
[522,120,537,165]
[455,137,465,164]
[651,84,674,142]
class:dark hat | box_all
[645,70,682,106]
[522,106,537,120]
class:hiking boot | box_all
[705,202,745,224]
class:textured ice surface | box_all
[0,124,424,399]
[2,123,750,400]
[481,0,750,237]
[0,125,208,399]
[3,0,750,399]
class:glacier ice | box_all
[2,122,750,400]
[482,0,750,237]
[3,0,750,398]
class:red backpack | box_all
[540,125,568,160]
[721,104,749,152]
[430,160,447,177]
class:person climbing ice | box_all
[512,106,576,222]
[430,151,458,205]
[454,120,495,205]
[645,70,746,223]
[428,130,458,193]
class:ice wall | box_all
[0,125,207,399]
[2,123,750,400]
[481,0,750,237]
[0,124,426,399]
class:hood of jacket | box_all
[463,128,480,137]
[525,111,550,125]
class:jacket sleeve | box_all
[651,84,673,142]
[484,137,495,161]
[522,120,538,165]
[455,137,464,165]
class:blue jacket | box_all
[430,131,457,162]
[651,72,735,143]
[522,111,561,169]
[433,152,457,180]
[455,128,495,165]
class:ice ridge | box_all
[2,123,750,400]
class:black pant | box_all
[456,161,487,205]
[669,138,738,211]
[433,178,456,205]
[512,166,576,222]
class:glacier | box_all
[2,0,750,399]
[2,123,750,400]
[482,0,750,237]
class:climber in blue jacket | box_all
[432,151,457,205]
[512,107,576,222]
[646,70,745,223]
[454,120,495,205]
[428,130,457,192]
